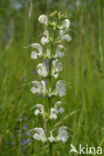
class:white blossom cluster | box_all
[28,14,71,144]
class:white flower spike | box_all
[37,63,48,77]
[56,80,66,97]
[33,128,46,143]
[38,15,48,25]
[57,126,69,143]
[30,13,71,147]
[41,30,49,45]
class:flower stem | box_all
[48,58,53,156]
[48,41,54,156]
[49,142,53,156]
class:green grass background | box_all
[0,0,104,155]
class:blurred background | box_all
[0,0,104,155]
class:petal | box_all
[56,80,66,97]
[58,107,64,113]
[46,49,51,59]
[34,109,40,115]
[56,45,64,58]
[52,60,63,79]
[31,81,42,94]
[62,19,70,30]
[33,128,46,142]
[54,101,64,114]
[41,31,49,45]
[38,15,48,25]
[31,51,38,59]
[31,87,36,94]
[37,63,48,77]
[50,108,57,120]
[48,131,54,142]
[35,104,44,115]
[60,30,71,42]
[31,43,42,53]
[27,43,43,59]
[62,34,72,42]
[58,126,69,143]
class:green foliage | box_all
[0,0,104,155]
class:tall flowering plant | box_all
[27,11,71,155]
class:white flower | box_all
[49,101,64,120]
[31,44,42,59]
[60,30,71,42]
[56,80,66,97]
[54,101,64,113]
[41,30,49,45]
[46,49,51,59]
[25,43,43,59]
[31,81,42,94]
[37,63,48,77]
[38,15,48,25]
[48,131,54,142]
[33,128,46,143]
[31,81,47,95]
[62,19,70,30]
[50,108,57,120]
[52,59,63,79]
[55,45,64,58]
[57,126,69,143]
[34,104,44,116]
[41,80,47,95]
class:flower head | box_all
[56,80,66,97]
[38,15,48,25]
[41,30,49,45]
[31,80,47,95]
[34,104,44,116]
[49,101,64,120]
[60,30,71,42]
[57,126,69,143]
[52,59,63,79]
[41,80,47,95]
[55,45,64,58]
[31,81,42,94]
[33,128,46,143]
[62,19,70,30]
[30,43,43,59]
[37,63,48,77]
[54,101,64,113]
[50,108,57,120]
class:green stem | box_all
[48,43,53,156]
[48,58,53,156]
[49,143,53,156]
[48,29,56,156]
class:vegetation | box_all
[0,0,104,155]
